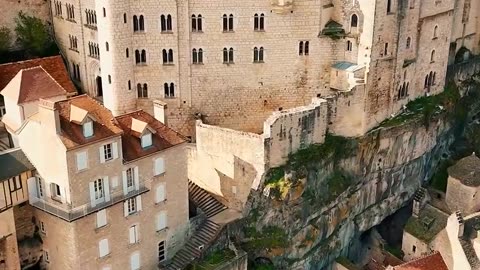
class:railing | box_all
[29,184,150,222]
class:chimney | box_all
[412,188,426,218]
[456,211,465,238]
[153,100,167,125]
[38,99,61,134]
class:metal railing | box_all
[29,184,149,222]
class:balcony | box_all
[29,183,150,222]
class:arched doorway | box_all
[96,76,103,97]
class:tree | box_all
[14,11,52,55]
[0,27,11,52]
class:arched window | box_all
[406,37,411,49]
[228,14,234,31]
[384,43,388,56]
[424,75,429,88]
[143,84,148,97]
[433,25,438,39]
[431,50,436,62]
[198,49,203,63]
[168,49,173,63]
[254,14,259,30]
[135,50,140,64]
[133,15,139,31]
[299,41,304,55]
[253,47,259,62]
[229,48,234,63]
[160,15,166,32]
[164,83,175,98]
[223,14,228,32]
[103,7,106,17]
[126,48,129,58]
[139,15,145,31]
[192,49,197,63]
[124,13,127,24]
[387,0,392,14]
[191,15,197,31]
[164,83,169,97]
[260,14,265,30]
[162,49,168,64]
[346,40,352,51]
[304,41,309,55]
[137,83,142,97]
[197,15,203,31]
[259,47,264,62]
[141,50,146,63]
[170,83,175,97]
[404,70,407,80]
[108,75,111,84]
[128,80,131,90]
[351,14,358,27]
[223,48,228,63]
[432,72,436,85]
[406,83,409,95]
[167,15,172,31]
[106,42,109,52]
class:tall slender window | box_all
[162,49,173,64]
[387,0,392,14]
[406,37,411,49]
[167,15,172,31]
[228,14,234,31]
[161,15,166,31]
[253,47,264,63]
[223,14,228,31]
[430,50,436,62]
[139,15,145,31]
[254,13,265,30]
[141,50,146,63]
[191,15,197,31]
[168,49,173,63]
[351,14,358,27]
[304,41,309,55]
[433,25,438,39]
[133,15,138,31]
[197,15,203,31]
[299,41,304,55]
[164,83,175,98]
[126,48,129,58]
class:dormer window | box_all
[83,119,94,137]
[141,132,152,148]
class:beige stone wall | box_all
[445,212,471,270]
[445,176,479,215]
[0,0,50,50]
[0,208,21,270]
[401,231,430,261]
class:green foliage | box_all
[288,134,357,170]
[242,226,288,251]
[252,264,274,270]
[303,170,353,206]
[190,249,236,270]
[384,245,404,259]
[0,27,11,52]
[265,166,285,185]
[14,11,52,55]
[380,83,461,128]
[430,159,455,192]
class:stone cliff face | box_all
[232,63,480,269]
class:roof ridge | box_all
[40,66,68,94]
[395,251,440,268]
[0,55,61,67]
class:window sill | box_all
[163,63,175,66]
[128,241,141,248]
[254,29,265,32]
[192,30,203,33]
[95,224,110,232]
[161,31,174,34]
[430,61,435,64]
[126,211,140,218]
[253,61,265,64]
[133,31,146,34]
[223,62,235,65]
[192,62,204,65]
[51,197,63,204]
[69,48,79,53]
[432,37,438,40]
[222,31,235,33]
[156,227,169,234]
[88,55,100,60]
[154,172,166,177]
[164,96,176,99]
[98,253,111,261]
[54,15,64,19]
[137,97,149,99]
[387,12,395,15]
[84,24,97,30]
[155,199,167,205]
[66,18,77,23]
[135,63,148,66]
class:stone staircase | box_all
[165,220,221,270]
[188,181,227,218]
[161,181,228,270]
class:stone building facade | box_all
[49,0,480,137]
[1,66,190,270]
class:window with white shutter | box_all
[141,133,152,148]
[156,211,167,231]
[99,239,109,258]
[83,120,94,137]
[76,151,88,171]
[155,184,166,203]
[96,209,107,228]
[154,158,165,175]
[130,252,140,270]
[129,225,139,244]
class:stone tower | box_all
[95,0,136,116]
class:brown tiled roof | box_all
[0,55,76,94]
[55,95,122,149]
[115,110,186,162]
[16,67,68,104]
[448,154,480,187]
[393,252,448,270]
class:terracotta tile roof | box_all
[115,110,186,162]
[55,95,122,149]
[393,252,448,270]
[0,55,76,94]
[15,67,69,104]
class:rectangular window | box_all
[154,158,165,175]
[37,177,43,197]
[76,151,88,171]
[127,198,136,215]
[155,184,166,203]
[156,211,167,231]
[94,179,105,200]
[96,209,107,228]
[83,120,93,137]
[11,176,22,191]
[126,168,135,192]
[103,143,113,161]
[141,133,152,148]
[99,239,109,258]
[129,225,139,244]
[130,252,140,270]
[158,241,166,262]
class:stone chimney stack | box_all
[456,211,465,238]
[412,188,427,218]
[153,100,167,125]
[38,99,61,134]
